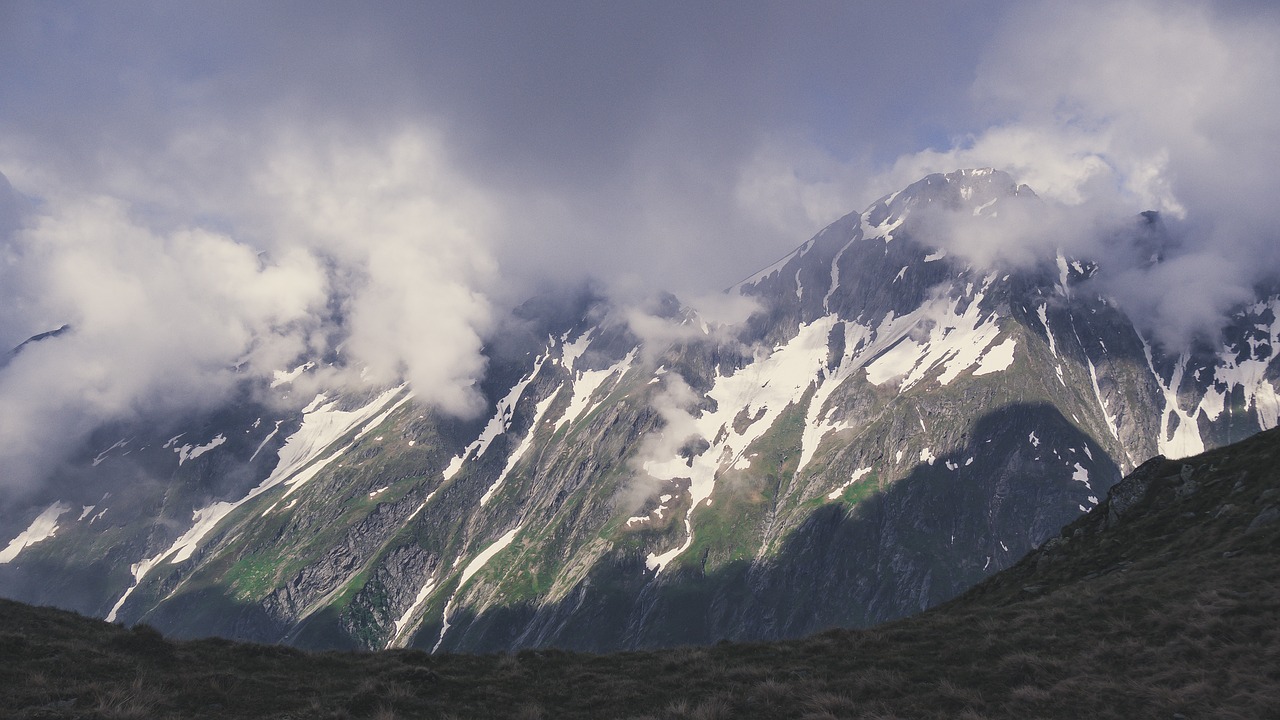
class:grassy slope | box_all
[3,428,1278,719]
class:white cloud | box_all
[733,139,864,241]
[0,126,499,490]
[251,129,498,416]
[868,0,1280,348]
[620,373,703,513]
[0,191,327,490]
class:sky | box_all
[1,0,1279,491]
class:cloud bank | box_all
[0,127,497,491]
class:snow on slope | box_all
[382,487,448,649]
[105,385,407,622]
[271,361,315,388]
[174,434,227,465]
[822,236,858,312]
[863,277,1013,391]
[442,352,550,482]
[645,272,1031,571]
[249,420,284,462]
[0,502,71,564]
[388,579,436,649]
[1133,297,1280,460]
[645,317,837,572]
[553,348,636,433]
[480,392,558,507]
[795,321,869,476]
[827,466,873,501]
[432,525,524,652]
[1211,298,1280,431]
[1141,341,1205,458]
[92,438,130,467]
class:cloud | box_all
[249,129,498,416]
[869,0,1280,348]
[620,373,704,514]
[0,184,327,491]
[0,125,498,492]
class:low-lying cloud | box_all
[0,126,498,492]
[862,0,1280,348]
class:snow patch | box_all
[827,466,873,500]
[1207,298,1280,431]
[432,525,523,653]
[863,290,1008,390]
[92,438,129,467]
[443,352,550,482]
[554,348,636,433]
[645,318,839,573]
[559,330,594,373]
[1140,339,1204,458]
[863,204,906,242]
[1084,355,1120,441]
[1035,304,1058,358]
[249,420,284,462]
[972,337,1017,376]
[0,502,71,563]
[104,386,406,622]
[796,321,872,476]
[480,390,559,507]
[174,434,226,466]
[822,237,858,312]
[271,361,315,388]
[1071,462,1092,489]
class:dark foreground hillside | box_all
[3,428,1279,719]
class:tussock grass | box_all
[4,428,1280,718]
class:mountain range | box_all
[1,168,1277,654]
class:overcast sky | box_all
[1,0,1279,491]
[0,1,1022,300]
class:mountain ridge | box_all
[1,168,1277,655]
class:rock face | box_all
[2,169,1279,653]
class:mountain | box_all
[4,423,1278,719]
[1,168,1278,654]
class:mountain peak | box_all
[894,168,1036,211]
